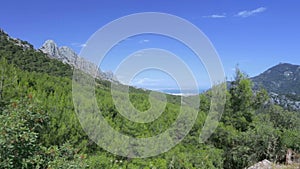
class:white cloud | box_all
[139,39,150,44]
[203,14,226,18]
[71,42,86,48]
[236,7,267,17]
[131,77,163,86]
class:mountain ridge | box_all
[40,39,114,81]
[251,62,300,110]
[251,62,300,95]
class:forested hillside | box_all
[1,29,300,168]
[252,63,300,96]
[251,63,300,111]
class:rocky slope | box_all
[0,28,33,51]
[40,40,114,81]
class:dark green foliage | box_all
[225,68,256,131]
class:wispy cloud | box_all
[203,14,226,19]
[236,7,267,17]
[131,77,163,86]
[139,39,150,44]
[133,51,145,57]
[71,42,86,48]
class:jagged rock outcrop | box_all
[40,40,114,81]
[40,40,61,59]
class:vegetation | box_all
[1,29,300,168]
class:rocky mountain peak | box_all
[40,40,115,81]
[40,40,61,59]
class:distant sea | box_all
[158,88,206,96]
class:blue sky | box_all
[1,0,300,90]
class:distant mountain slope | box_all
[0,28,114,82]
[40,40,114,81]
[252,63,300,96]
[0,29,72,77]
[251,63,300,111]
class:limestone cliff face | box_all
[40,40,114,81]
[40,40,61,59]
